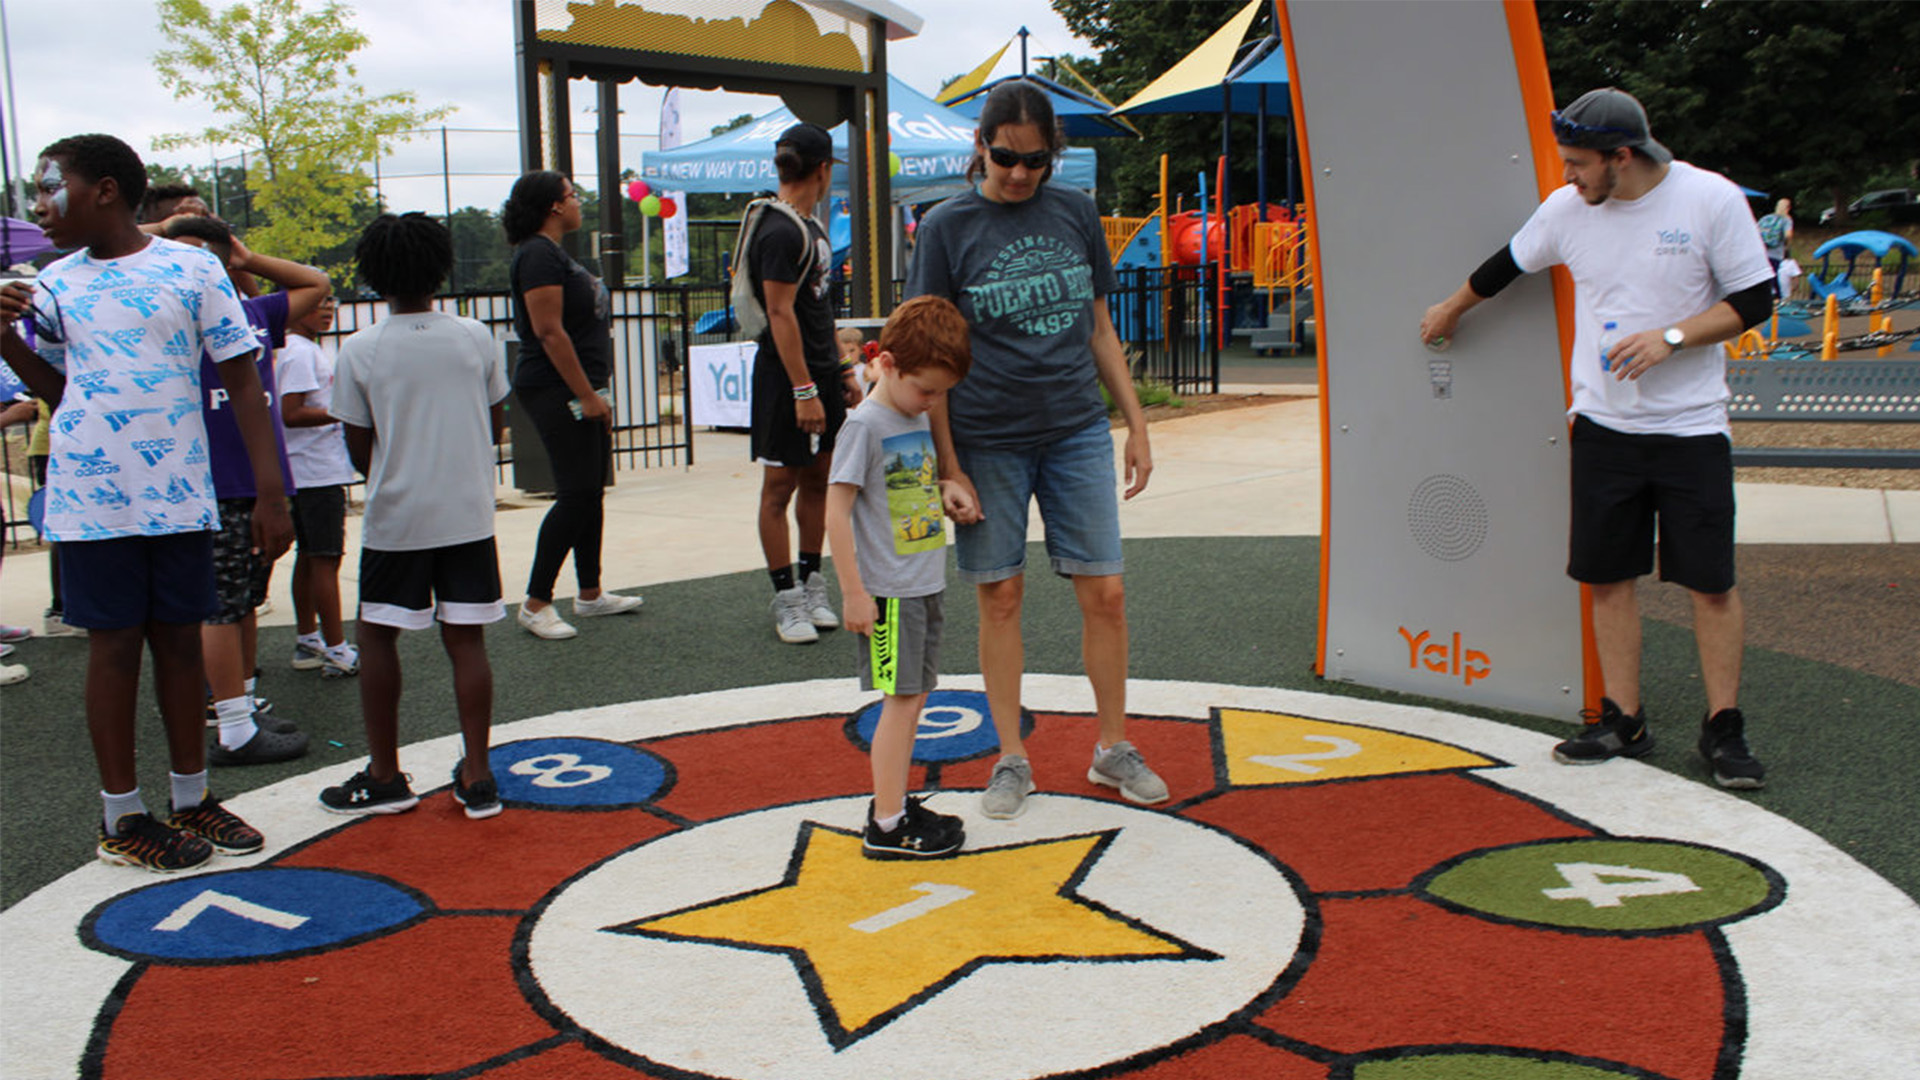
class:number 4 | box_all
[1542,862,1701,909]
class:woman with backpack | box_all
[1756,198,1793,299]
[739,123,864,644]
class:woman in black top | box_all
[503,170,643,639]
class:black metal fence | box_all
[1109,263,1222,396]
[3,268,1216,547]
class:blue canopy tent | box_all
[638,75,1095,203]
[945,73,1137,138]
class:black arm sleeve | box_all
[1725,280,1773,331]
[1467,245,1524,299]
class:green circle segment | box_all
[1419,837,1780,933]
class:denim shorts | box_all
[953,417,1123,584]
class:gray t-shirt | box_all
[330,312,510,551]
[906,183,1119,451]
[828,398,948,598]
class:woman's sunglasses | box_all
[987,146,1053,171]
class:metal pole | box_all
[0,0,23,222]
[441,125,456,290]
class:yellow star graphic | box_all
[606,823,1210,1045]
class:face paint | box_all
[38,159,68,215]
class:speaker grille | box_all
[1407,474,1489,561]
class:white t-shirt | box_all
[1509,161,1773,436]
[32,237,257,541]
[329,312,509,551]
[274,333,356,488]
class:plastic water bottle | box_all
[1598,320,1621,372]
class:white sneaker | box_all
[0,661,28,686]
[574,592,644,617]
[321,643,360,678]
[801,572,839,630]
[42,611,84,638]
[517,604,578,640]
[771,586,819,644]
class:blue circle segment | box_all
[86,868,425,963]
[488,737,669,807]
[850,689,1025,763]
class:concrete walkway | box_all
[1,390,1913,631]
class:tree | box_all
[1535,1,1918,222]
[151,0,452,270]
[1053,0,1284,215]
[710,113,756,138]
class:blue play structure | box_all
[1806,230,1917,305]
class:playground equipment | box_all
[1283,0,1592,720]
[1803,229,1916,309]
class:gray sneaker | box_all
[1089,741,1169,804]
[801,572,839,630]
[771,586,819,644]
[981,754,1035,819]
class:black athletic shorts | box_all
[359,537,505,630]
[290,485,347,558]
[750,349,845,468]
[1567,414,1736,594]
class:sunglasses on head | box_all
[1549,110,1634,148]
[987,145,1053,171]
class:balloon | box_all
[888,151,903,177]
[626,180,650,202]
[658,197,678,220]
[639,194,661,216]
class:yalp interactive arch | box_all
[1282,0,1596,720]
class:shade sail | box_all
[1110,0,1290,117]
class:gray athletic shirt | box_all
[330,312,510,551]
[905,184,1118,450]
[828,398,948,598]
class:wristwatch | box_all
[1662,326,1686,348]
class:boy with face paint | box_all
[0,134,294,873]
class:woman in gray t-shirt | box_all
[906,80,1166,820]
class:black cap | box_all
[775,122,842,169]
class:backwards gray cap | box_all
[1553,87,1673,164]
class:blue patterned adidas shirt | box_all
[33,237,258,541]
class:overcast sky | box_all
[0,0,1094,212]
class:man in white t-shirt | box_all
[1419,88,1775,790]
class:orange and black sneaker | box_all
[97,812,215,873]
[169,794,266,855]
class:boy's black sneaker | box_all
[1553,698,1654,765]
[169,793,265,854]
[863,796,965,860]
[97,812,215,873]
[450,760,503,820]
[1698,708,1766,790]
[319,769,419,815]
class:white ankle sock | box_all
[102,789,147,834]
[874,810,905,832]
[215,696,258,750]
[170,770,208,812]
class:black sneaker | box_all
[319,769,419,815]
[210,725,310,766]
[450,760,503,820]
[1553,698,1654,765]
[97,812,215,873]
[1698,708,1766,790]
[863,796,965,860]
[169,793,265,855]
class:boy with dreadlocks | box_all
[319,213,511,820]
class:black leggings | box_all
[518,382,613,602]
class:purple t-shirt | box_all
[200,291,296,498]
